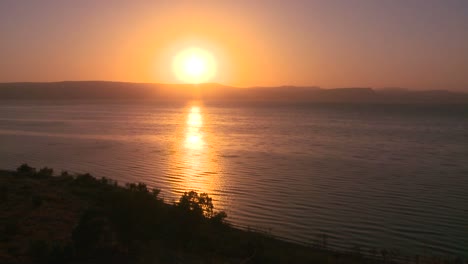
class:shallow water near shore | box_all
[1,100,467,257]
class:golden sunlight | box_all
[172,47,217,84]
[168,103,225,208]
[185,106,204,149]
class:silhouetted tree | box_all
[177,191,214,218]
[16,163,36,176]
[36,167,53,178]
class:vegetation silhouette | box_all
[0,164,464,263]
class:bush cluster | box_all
[15,164,231,263]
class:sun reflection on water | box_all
[168,102,225,207]
[185,106,204,149]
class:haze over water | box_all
[1,101,467,257]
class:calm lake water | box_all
[1,100,467,257]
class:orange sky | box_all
[1,1,467,90]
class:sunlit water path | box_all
[1,101,467,258]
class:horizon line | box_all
[1,80,466,93]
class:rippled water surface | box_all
[1,101,467,257]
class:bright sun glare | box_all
[173,47,217,84]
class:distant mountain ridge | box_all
[0,81,467,104]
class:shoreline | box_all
[0,165,463,263]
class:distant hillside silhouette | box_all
[0,81,467,103]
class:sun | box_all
[172,47,217,84]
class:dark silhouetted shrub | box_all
[16,163,36,176]
[73,173,97,186]
[211,211,228,225]
[177,191,214,218]
[36,167,54,178]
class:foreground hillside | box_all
[0,165,462,263]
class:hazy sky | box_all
[1,1,467,90]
